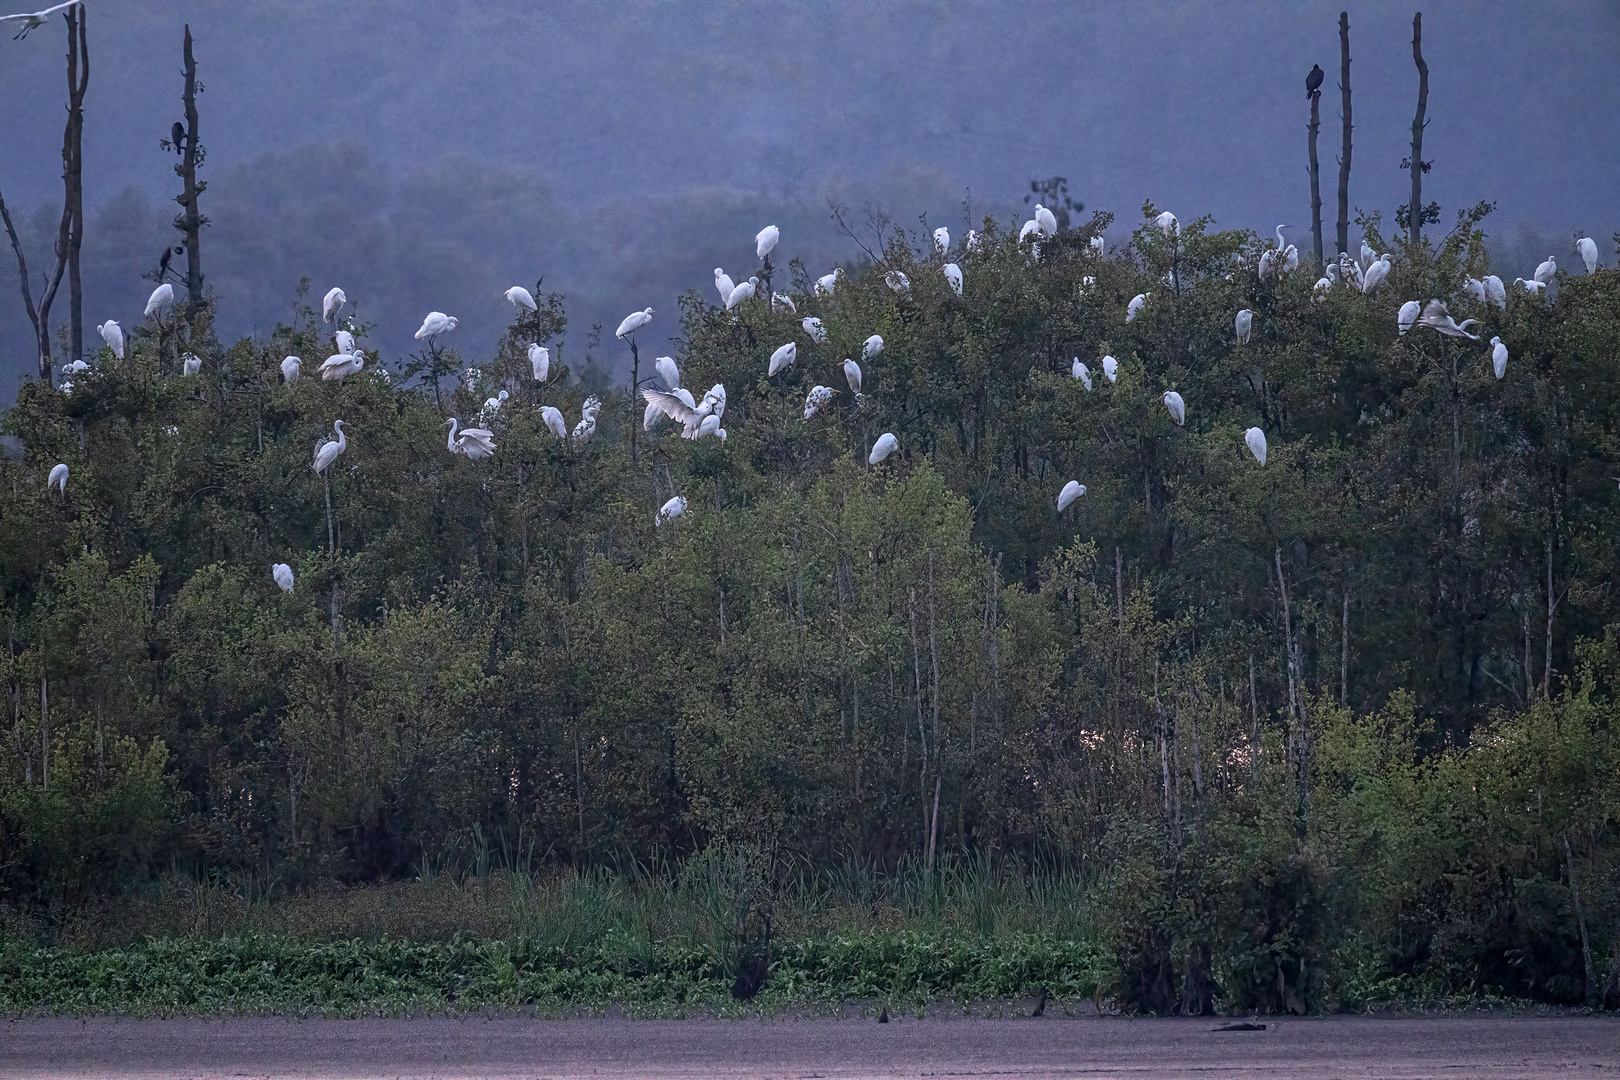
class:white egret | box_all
[803,316,827,343]
[540,406,567,439]
[1035,204,1058,236]
[505,285,537,312]
[1259,226,1287,279]
[1245,427,1267,465]
[1490,336,1508,379]
[480,389,509,420]
[641,384,726,439]
[1101,355,1118,383]
[1418,299,1479,339]
[843,358,863,397]
[714,268,735,306]
[697,413,721,440]
[768,342,797,376]
[572,396,602,442]
[145,283,174,318]
[1071,358,1092,390]
[933,226,950,253]
[654,355,680,390]
[1576,236,1598,275]
[756,225,779,260]
[815,270,840,295]
[1314,276,1332,296]
[529,344,551,382]
[3,1,80,39]
[1057,480,1085,511]
[884,271,910,293]
[657,495,687,525]
[943,263,962,295]
[1235,309,1253,344]
[272,563,294,593]
[803,385,834,419]
[1019,219,1041,243]
[62,358,88,375]
[869,432,898,464]
[446,418,497,459]
[1514,277,1547,295]
[1284,245,1299,271]
[863,335,884,360]
[1080,275,1095,292]
[96,320,124,359]
[319,351,364,380]
[966,230,982,253]
[1126,294,1146,322]
[1090,235,1105,256]
[415,312,457,340]
[47,462,67,493]
[312,420,347,473]
[1360,239,1377,270]
[182,353,202,376]
[322,287,347,322]
[1361,254,1391,293]
[615,308,653,338]
[1163,390,1185,426]
[281,356,302,383]
[1463,277,1487,304]
[725,279,756,310]
[1398,300,1421,335]
[1533,256,1556,285]
[334,329,356,355]
[1484,276,1506,307]
[1155,211,1178,237]
[771,292,796,315]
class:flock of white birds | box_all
[44,208,1607,597]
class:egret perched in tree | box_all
[1284,245,1300,272]
[771,292,796,315]
[657,495,687,525]
[505,286,536,312]
[615,308,653,338]
[312,421,347,473]
[1360,240,1377,270]
[272,563,294,593]
[884,271,910,293]
[572,396,602,442]
[1398,300,1421,335]
[1090,235,1105,256]
[714,268,735,306]
[319,351,364,380]
[1361,254,1391,293]
[415,312,457,340]
[768,342,797,376]
[869,432,898,464]
[540,406,567,439]
[1071,358,1092,390]
[1101,355,1118,383]
[47,463,67,493]
[1576,236,1598,274]
[943,263,962,295]
[322,287,347,323]
[446,418,497,459]
[966,230,982,253]
[1313,276,1332,295]
[1534,256,1557,285]
[815,270,840,295]
[280,356,302,383]
[933,227,950,253]
[1019,219,1041,244]
[529,344,551,382]
[655,355,679,390]
[803,316,826,343]
[1245,427,1267,465]
[1235,309,1253,344]
[843,358,863,399]
[1057,480,1085,511]
[1034,204,1058,236]
[480,390,509,421]
[1155,211,1178,237]
[863,335,884,360]
[3,1,79,39]
[334,329,356,356]
[1490,336,1508,379]
[182,353,202,376]
[803,385,834,419]
[96,320,124,359]
[1259,226,1289,279]
[1418,299,1479,339]
[1163,391,1185,426]
[145,283,174,318]
[1126,294,1146,322]
[697,413,722,440]
[1463,277,1487,304]
[1514,277,1547,295]
[725,279,756,310]
[756,225,779,260]
[641,384,725,439]
[1484,276,1506,308]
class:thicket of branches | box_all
[1,204,1617,1011]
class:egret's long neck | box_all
[334,422,346,450]
[447,419,458,450]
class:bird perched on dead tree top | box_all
[1306,63,1324,97]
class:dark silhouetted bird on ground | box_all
[1306,63,1323,97]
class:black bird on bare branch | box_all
[1306,63,1324,98]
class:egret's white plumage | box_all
[1057,480,1085,511]
[1155,211,1178,237]
[804,385,834,419]
[768,341,797,376]
[505,286,536,312]
[714,268,735,306]
[1126,294,1146,322]
[933,227,950,253]
[1360,240,1377,270]
[1034,204,1058,236]
[943,262,962,295]
[1101,355,1118,383]
[1163,390,1186,426]
[725,279,756,310]
[863,335,884,360]
[884,271,910,293]
[1418,299,1479,339]
[1071,358,1092,390]
[966,230,982,253]
[802,316,826,343]
[281,355,302,383]
[3,1,80,39]
[1019,219,1040,243]
[334,330,355,356]
[869,432,898,464]
[529,344,551,382]
[756,225,779,260]
[182,353,202,376]
[572,396,602,442]
[1089,235,1105,257]
[319,351,364,380]
[1576,236,1598,275]
[312,420,348,473]
[480,390,509,421]
[641,384,726,439]
[815,270,839,296]
[1484,275,1506,308]
[540,406,567,440]
[697,413,721,440]
[1235,309,1253,344]
[1361,254,1391,293]
[1245,427,1267,465]
[843,359,863,396]
[322,287,346,322]
[1515,277,1547,295]
[446,418,497,459]
[1464,277,1487,304]
[47,462,67,493]
[96,320,124,359]
[1398,300,1421,335]
[1490,336,1508,379]
[771,292,796,315]
[415,311,457,340]
[1534,256,1557,285]
[272,562,294,593]
[615,308,653,338]
[145,283,174,318]
[654,355,679,391]
[657,495,687,525]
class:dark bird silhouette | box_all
[158,246,172,278]
[1306,63,1324,98]
[171,121,185,153]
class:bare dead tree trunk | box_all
[1340,575,1350,707]
[926,552,942,871]
[39,674,49,792]
[628,336,640,465]
[176,24,205,315]
[65,5,88,365]
[1248,655,1260,784]
[1308,89,1324,273]
[1336,11,1352,257]
[0,189,54,382]
[1544,538,1555,700]
[1408,12,1429,246]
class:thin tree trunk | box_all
[1522,604,1534,699]
[1308,85,1324,273]
[1408,12,1429,247]
[40,674,49,792]
[1336,11,1352,257]
[927,552,941,870]
[1563,832,1597,1008]
[65,5,87,365]
[1544,538,1555,699]
[1249,655,1260,784]
[177,24,204,314]
[1340,576,1350,707]
[908,589,928,850]
[628,337,639,465]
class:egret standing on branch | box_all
[528,344,550,382]
[1534,256,1557,285]
[657,496,687,526]
[416,312,457,341]
[446,418,496,459]
[281,356,302,383]
[1163,391,1186,426]
[869,432,898,464]
[1576,236,1598,274]
[1490,336,1508,379]
[803,385,834,419]
[145,283,174,318]
[1126,294,1146,322]
[319,350,363,380]
[1398,300,1420,335]
[756,225,779,261]
[802,316,826,343]
[96,320,123,359]
[313,420,348,474]
[1101,355,1118,383]
[1071,358,1092,389]
[1235,309,1253,344]
[933,227,950,253]
[863,335,884,360]
[1245,427,1267,465]
[714,269,735,306]
[540,406,566,440]
[725,279,756,309]
[505,286,536,312]
[322,287,346,323]
[272,563,294,593]
[47,463,68,494]
[843,359,863,403]
[1057,480,1085,511]
[1034,204,1058,236]
[768,342,797,376]
[1155,211,1178,237]
[943,263,962,295]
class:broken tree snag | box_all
[1409,12,1429,246]
[65,3,88,365]
[1308,80,1324,273]
[176,23,206,315]
[1336,11,1352,257]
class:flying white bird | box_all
[1101,355,1118,383]
[322,287,347,322]
[714,268,735,306]
[47,462,67,493]
[1235,309,1253,344]
[1533,256,1557,285]
[1490,336,1508,379]
[768,342,797,376]
[640,384,726,439]
[96,320,124,359]
[771,292,796,315]
[446,418,497,459]
[862,335,884,360]
[943,263,962,295]
[528,344,550,382]
[1089,235,1105,256]
[725,279,756,310]
[1576,236,1598,275]
[572,396,602,442]
[815,270,840,296]
[1398,300,1421,335]
[803,384,834,419]
[1418,299,1479,339]
[1071,358,1092,390]
[145,283,174,318]
[657,495,687,525]
[1484,276,1506,308]
[1361,254,1391,293]
[1126,294,1146,322]
[3,1,80,39]
[280,356,302,383]
[319,351,364,380]
[1163,390,1186,426]
[272,563,294,593]
[615,308,653,338]
[540,405,567,440]
[1515,277,1547,295]
[182,353,202,376]
[843,358,863,397]
[884,271,910,293]
[756,225,779,260]
[869,432,898,464]
[505,286,536,312]
[1245,427,1267,465]
[312,420,347,474]
[1035,204,1058,236]
[334,329,356,356]
[933,227,950,253]
[655,355,680,390]
[1155,211,1178,237]
[1057,480,1085,512]
[415,312,457,340]
[802,316,827,343]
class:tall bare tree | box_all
[173,24,207,315]
[1307,76,1324,273]
[1335,11,1352,257]
[1407,12,1430,247]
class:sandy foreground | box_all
[2,1013,1617,1079]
